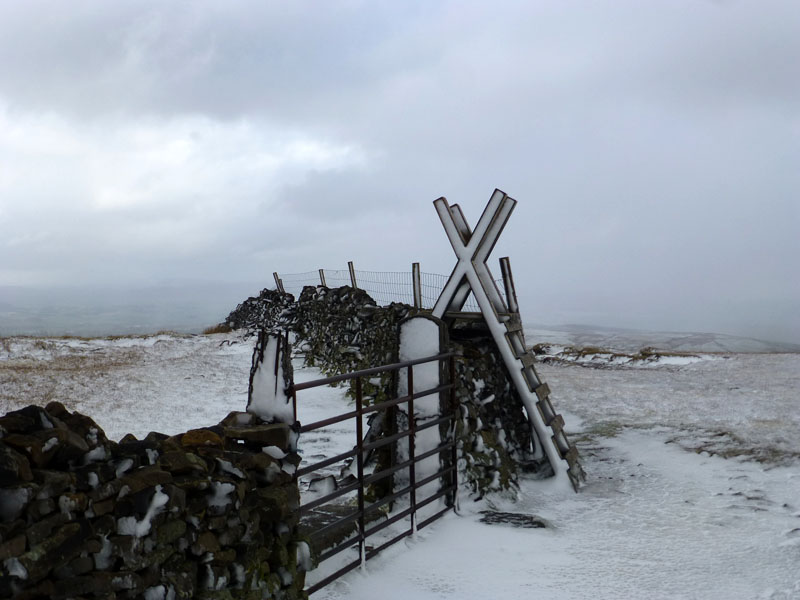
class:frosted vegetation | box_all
[1,331,799,598]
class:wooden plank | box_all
[504,313,523,332]
[562,446,579,465]
[519,352,536,369]
[412,262,422,308]
[547,414,565,431]
[534,382,551,401]
[348,261,358,288]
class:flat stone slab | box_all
[479,510,547,528]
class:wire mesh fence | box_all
[273,268,507,311]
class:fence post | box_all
[408,365,416,536]
[273,272,285,294]
[499,257,519,314]
[355,377,366,568]
[448,354,459,511]
[412,262,422,308]
[319,269,327,287]
[348,261,358,289]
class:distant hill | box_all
[524,323,800,353]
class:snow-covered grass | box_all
[1,331,799,598]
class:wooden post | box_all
[273,272,285,293]
[412,262,422,308]
[348,261,358,289]
[499,257,519,314]
[319,269,327,287]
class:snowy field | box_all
[1,331,799,599]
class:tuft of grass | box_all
[202,323,233,335]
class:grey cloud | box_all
[1,1,799,342]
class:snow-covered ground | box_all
[1,332,799,599]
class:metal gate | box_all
[290,352,459,595]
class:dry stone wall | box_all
[0,403,308,600]
[230,284,537,496]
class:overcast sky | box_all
[1,1,798,342]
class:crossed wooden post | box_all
[431,189,583,491]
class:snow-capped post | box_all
[247,330,295,424]
[398,314,449,523]
[412,262,422,308]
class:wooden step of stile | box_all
[534,382,551,401]
[504,314,523,333]
[561,445,579,467]
[519,352,536,369]
[548,413,565,432]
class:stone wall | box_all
[225,289,295,333]
[227,284,538,496]
[0,403,308,600]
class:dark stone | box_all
[0,534,25,560]
[49,407,108,450]
[70,554,95,576]
[203,562,230,591]
[58,492,88,514]
[114,438,160,465]
[111,570,144,593]
[116,485,160,518]
[2,434,50,468]
[50,572,114,599]
[192,530,220,555]
[19,520,92,583]
[0,519,26,541]
[247,486,295,520]
[73,461,115,491]
[222,424,291,448]
[27,513,69,546]
[0,445,33,485]
[220,411,256,428]
[0,406,51,435]
[162,483,186,512]
[42,401,68,419]
[89,478,123,502]
[40,428,90,467]
[118,466,172,494]
[478,510,547,528]
[31,469,75,498]
[155,519,187,545]
[27,498,56,520]
[0,485,33,523]
[13,578,56,600]
[159,450,209,474]
[180,428,224,448]
[163,556,197,598]
[92,497,116,516]
[238,452,277,472]
[174,475,211,494]
[218,524,245,547]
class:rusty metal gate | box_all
[290,352,459,595]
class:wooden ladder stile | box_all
[431,190,585,491]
